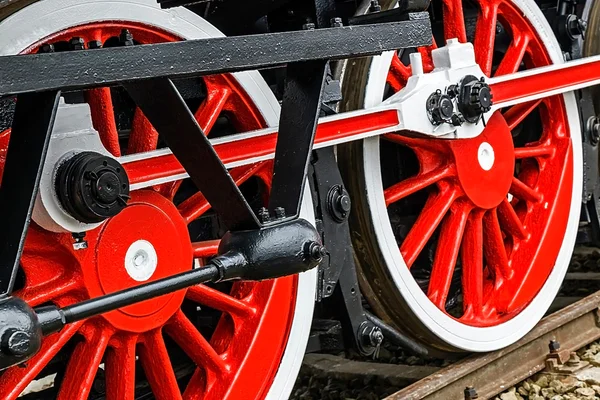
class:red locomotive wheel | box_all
[0,1,316,398]
[339,0,582,351]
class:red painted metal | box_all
[124,109,399,187]
[383,0,573,326]
[0,22,299,399]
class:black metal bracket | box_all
[0,91,61,295]
[310,148,429,357]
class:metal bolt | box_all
[567,352,581,367]
[2,330,32,357]
[88,40,102,50]
[369,328,384,347]
[72,232,88,251]
[306,241,327,262]
[258,207,271,223]
[549,339,560,353]
[464,386,478,400]
[587,116,600,145]
[330,17,343,28]
[69,37,85,51]
[302,21,316,31]
[274,207,286,219]
[369,0,382,12]
[119,29,134,46]
[40,43,55,53]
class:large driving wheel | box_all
[0,0,316,398]
[339,0,582,352]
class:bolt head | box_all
[88,40,102,49]
[549,340,560,352]
[4,330,32,357]
[302,22,316,30]
[464,386,478,399]
[306,242,326,262]
[274,207,286,219]
[330,17,343,28]
[69,37,85,50]
[337,194,351,213]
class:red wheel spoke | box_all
[105,336,137,400]
[139,329,183,400]
[57,327,111,400]
[510,176,543,203]
[86,88,121,157]
[165,311,229,374]
[419,43,437,72]
[494,34,530,77]
[503,99,542,130]
[461,211,485,318]
[514,144,555,159]
[0,322,83,400]
[178,163,264,223]
[388,54,411,92]
[400,186,459,268]
[483,209,511,280]
[195,86,231,134]
[17,275,79,307]
[441,0,467,43]
[127,109,159,154]
[192,240,220,259]
[385,166,453,206]
[383,133,447,153]
[497,198,527,240]
[187,285,256,318]
[427,202,470,309]
[473,0,499,76]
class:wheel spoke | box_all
[17,275,79,308]
[127,109,159,154]
[514,144,555,159]
[427,202,470,309]
[192,240,220,259]
[187,285,256,318]
[497,197,527,240]
[387,54,411,92]
[86,88,121,157]
[441,0,467,43]
[461,210,485,318]
[473,0,499,76]
[178,163,265,224]
[494,34,530,76]
[503,99,542,130]
[139,329,183,400]
[400,186,459,268]
[385,166,453,206]
[483,209,511,280]
[0,322,83,400]
[165,311,229,374]
[510,176,543,203]
[57,327,111,400]
[195,85,231,134]
[105,336,137,400]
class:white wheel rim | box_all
[360,0,582,351]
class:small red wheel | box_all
[0,1,316,398]
[339,0,582,351]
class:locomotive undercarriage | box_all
[0,0,598,398]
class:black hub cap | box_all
[56,152,130,223]
[457,75,493,123]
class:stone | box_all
[517,386,528,396]
[592,384,600,395]
[500,392,518,400]
[541,387,556,397]
[558,376,579,393]
[575,387,595,397]
[522,381,531,391]
[575,366,600,385]
[531,396,544,400]
[549,395,564,400]
[536,376,549,388]
[530,384,542,395]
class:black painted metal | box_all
[0,19,432,97]
[0,91,60,295]
[124,78,260,231]
[365,311,429,356]
[0,297,42,371]
[349,6,431,25]
[268,60,328,217]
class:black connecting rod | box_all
[0,218,324,371]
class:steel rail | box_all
[385,291,600,400]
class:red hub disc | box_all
[0,19,299,400]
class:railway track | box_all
[387,290,600,399]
